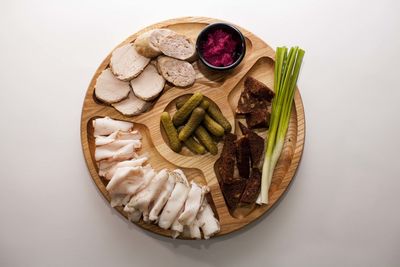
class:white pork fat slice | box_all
[106,165,155,195]
[95,140,141,162]
[196,199,220,239]
[123,206,142,222]
[125,169,169,220]
[189,220,201,239]
[95,131,119,146]
[116,130,142,141]
[158,169,190,229]
[171,207,184,239]
[97,129,142,147]
[93,117,133,136]
[178,182,209,226]
[98,160,117,177]
[110,194,131,208]
[104,156,148,180]
[148,171,176,222]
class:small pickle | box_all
[175,96,190,109]
[160,112,182,152]
[199,99,210,110]
[177,127,206,154]
[178,107,205,141]
[195,125,218,155]
[176,98,209,110]
[207,102,232,132]
[184,136,206,154]
[203,114,225,137]
[173,92,203,126]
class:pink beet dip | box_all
[202,29,238,67]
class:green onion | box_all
[259,46,305,204]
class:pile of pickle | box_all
[161,92,231,155]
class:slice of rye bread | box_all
[218,133,237,184]
[235,136,250,179]
[236,76,274,114]
[245,109,271,129]
[244,76,275,101]
[240,168,261,204]
[238,122,265,167]
[223,180,246,209]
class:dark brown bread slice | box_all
[238,121,251,135]
[238,122,265,167]
[236,90,267,114]
[236,77,274,114]
[240,168,261,204]
[223,180,246,209]
[245,109,271,129]
[235,136,250,179]
[217,133,237,184]
[244,76,275,101]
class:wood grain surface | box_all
[80,17,305,239]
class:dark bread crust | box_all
[244,76,275,101]
[245,109,271,129]
[235,136,250,179]
[223,180,246,209]
[218,133,237,184]
[241,168,261,204]
[238,122,265,167]
[236,76,274,115]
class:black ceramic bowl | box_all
[196,23,246,71]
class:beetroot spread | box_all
[202,29,238,67]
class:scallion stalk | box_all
[259,46,305,204]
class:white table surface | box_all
[1,0,399,266]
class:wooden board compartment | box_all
[81,17,305,238]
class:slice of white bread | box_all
[134,29,174,58]
[95,68,130,104]
[112,90,152,116]
[130,64,165,101]
[158,34,196,61]
[157,56,196,87]
[110,44,150,81]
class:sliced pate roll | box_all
[158,34,196,61]
[110,43,150,81]
[112,91,152,116]
[157,56,196,87]
[130,64,165,101]
[94,68,130,104]
[134,29,175,58]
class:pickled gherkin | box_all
[207,102,232,132]
[203,114,225,137]
[195,126,218,155]
[176,98,209,110]
[160,112,182,152]
[178,107,205,141]
[173,92,203,126]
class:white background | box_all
[1,0,399,266]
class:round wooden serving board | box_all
[81,17,305,239]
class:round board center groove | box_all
[80,16,305,239]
